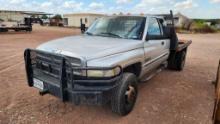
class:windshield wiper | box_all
[99,32,122,38]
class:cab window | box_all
[147,18,162,36]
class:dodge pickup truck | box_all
[24,11,192,116]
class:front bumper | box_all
[24,49,122,105]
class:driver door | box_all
[143,17,170,73]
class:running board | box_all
[140,62,167,83]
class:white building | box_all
[174,12,192,29]
[63,13,104,27]
[0,10,51,22]
[0,10,28,22]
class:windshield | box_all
[86,16,146,40]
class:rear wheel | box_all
[111,73,138,116]
[168,50,187,71]
[176,50,186,71]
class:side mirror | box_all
[146,33,164,40]
[146,34,156,41]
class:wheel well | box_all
[123,62,142,77]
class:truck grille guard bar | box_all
[24,49,123,102]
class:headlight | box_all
[66,57,83,75]
[87,67,120,77]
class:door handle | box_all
[161,41,165,45]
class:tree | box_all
[50,14,63,26]
[41,15,48,19]
[0,18,4,22]
[31,15,36,18]
[52,14,62,20]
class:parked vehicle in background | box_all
[24,11,192,116]
[42,19,50,26]
[0,18,32,32]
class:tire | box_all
[111,73,138,116]
[175,50,186,71]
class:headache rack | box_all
[153,10,176,26]
[24,49,123,102]
[153,10,192,50]
[152,10,192,69]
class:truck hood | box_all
[37,35,143,60]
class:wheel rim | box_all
[125,85,137,105]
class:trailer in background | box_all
[0,25,32,32]
[0,18,32,33]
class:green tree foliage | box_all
[193,19,205,24]
[190,21,217,33]
[41,15,48,19]
[193,19,220,26]
[52,14,62,20]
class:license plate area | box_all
[33,78,44,90]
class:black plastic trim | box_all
[24,49,123,105]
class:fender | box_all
[87,48,145,68]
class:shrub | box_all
[190,21,217,33]
[41,15,48,20]
[0,18,4,22]
[193,19,205,24]
[52,14,62,20]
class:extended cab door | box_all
[143,17,170,73]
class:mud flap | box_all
[213,60,220,124]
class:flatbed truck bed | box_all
[177,40,192,52]
[0,25,32,32]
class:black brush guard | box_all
[24,49,123,105]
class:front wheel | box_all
[111,73,138,116]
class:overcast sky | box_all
[0,0,220,19]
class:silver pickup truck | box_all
[24,11,192,116]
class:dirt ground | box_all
[0,25,220,124]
